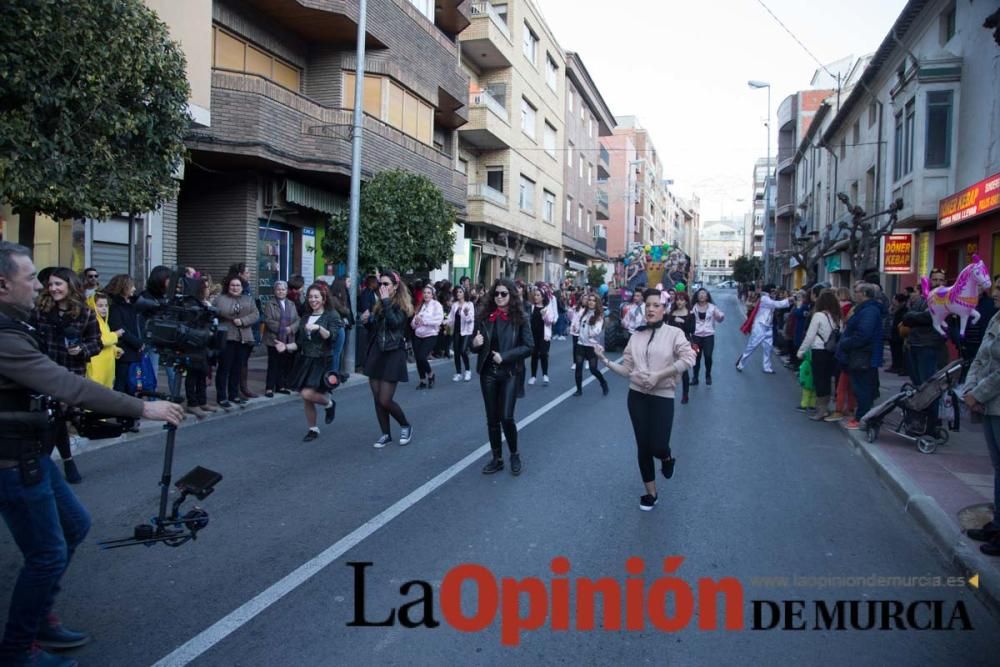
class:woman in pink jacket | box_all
[448,285,476,382]
[411,285,444,389]
[596,288,696,511]
[528,285,558,386]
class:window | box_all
[852,120,860,148]
[522,22,538,65]
[588,117,594,139]
[212,27,301,91]
[486,168,504,193]
[543,122,557,157]
[520,97,536,139]
[567,141,574,168]
[925,90,953,168]
[457,158,468,175]
[408,0,433,21]
[586,210,592,232]
[566,196,573,222]
[868,101,878,128]
[543,190,555,224]
[578,204,584,228]
[567,88,574,114]
[587,163,593,185]
[895,99,915,180]
[545,54,558,91]
[519,175,535,213]
[579,154,584,178]
[840,139,846,160]
[347,75,433,146]
[940,3,956,45]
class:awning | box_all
[285,179,347,216]
[567,260,589,272]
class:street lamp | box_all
[748,80,771,283]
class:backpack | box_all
[819,313,841,353]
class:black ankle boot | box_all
[63,459,82,484]
[482,457,504,474]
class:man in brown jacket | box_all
[0,241,184,666]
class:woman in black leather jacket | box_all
[471,278,534,476]
[362,271,415,448]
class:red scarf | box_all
[489,309,509,322]
[740,302,760,335]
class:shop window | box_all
[258,226,291,304]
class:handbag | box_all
[127,352,158,395]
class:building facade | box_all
[699,222,743,285]
[750,157,773,260]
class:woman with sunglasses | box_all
[690,288,724,386]
[574,293,609,397]
[362,271,415,448]
[471,279,534,475]
[595,288,696,511]
[411,284,444,390]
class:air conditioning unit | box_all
[262,179,296,214]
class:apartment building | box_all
[603,116,666,256]
[156,0,470,298]
[562,52,616,284]
[750,157,773,260]
[699,221,743,285]
[819,0,1000,289]
[602,133,639,260]
[457,0,565,283]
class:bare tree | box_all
[780,226,834,285]
[497,231,526,279]
[836,194,905,281]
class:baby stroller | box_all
[860,359,965,454]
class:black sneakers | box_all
[373,434,392,449]
[510,453,522,476]
[482,458,504,474]
[661,457,676,480]
[302,430,319,442]
[324,401,337,424]
[639,494,658,511]
[706,375,712,386]
[690,377,700,386]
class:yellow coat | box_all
[86,312,119,388]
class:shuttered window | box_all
[212,26,300,91]
[91,242,130,283]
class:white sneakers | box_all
[528,377,536,385]
[452,373,462,382]
[543,375,549,386]
[464,370,472,381]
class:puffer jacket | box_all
[963,311,1000,415]
[836,298,885,368]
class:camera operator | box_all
[0,242,184,666]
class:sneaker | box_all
[453,373,462,382]
[736,364,744,373]
[528,376,536,386]
[324,401,337,424]
[302,430,319,442]
[36,616,91,650]
[276,388,292,395]
[482,458,504,474]
[573,389,583,397]
[824,411,845,422]
[690,377,700,386]
[373,434,392,449]
[464,370,472,381]
[399,425,413,446]
[845,419,862,430]
[543,375,549,386]
[706,375,712,386]
[264,390,274,398]
[7,645,78,666]
[510,453,522,476]
[639,494,658,511]
[967,524,1000,542]
[661,457,676,479]
[217,401,232,410]
[795,405,809,412]
[763,369,776,374]
[571,363,576,370]
[681,395,689,404]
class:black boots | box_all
[63,459,82,484]
[482,457,504,474]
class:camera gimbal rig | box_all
[98,391,222,549]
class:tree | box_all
[587,264,607,289]
[322,169,455,274]
[779,228,834,285]
[731,255,763,284]
[497,231,526,279]
[0,0,191,249]
[837,194,905,281]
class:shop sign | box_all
[301,227,316,279]
[917,232,933,279]
[881,232,914,274]
[939,172,1000,228]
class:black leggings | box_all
[481,366,519,457]
[413,335,437,380]
[369,379,409,435]
[575,346,607,392]
[627,390,674,483]
[217,341,250,402]
[692,334,715,379]
[531,338,550,377]
[453,333,471,373]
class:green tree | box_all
[731,255,763,284]
[0,0,191,250]
[587,264,607,289]
[322,169,456,274]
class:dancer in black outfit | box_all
[667,292,695,404]
[471,279,534,475]
[362,271,414,448]
[573,293,609,396]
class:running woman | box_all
[690,288,724,386]
[574,293,609,397]
[448,285,476,382]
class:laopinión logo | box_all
[346,556,973,646]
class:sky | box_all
[536,0,909,222]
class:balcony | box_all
[598,145,611,179]
[596,188,610,220]
[458,89,510,149]
[466,182,508,227]
[468,183,507,208]
[460,2,513,70]
[194,71,465,208]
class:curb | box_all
[67,356,455,458]
[841,423,1000,617]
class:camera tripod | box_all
[98,391,222,549]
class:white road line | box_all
[152,368,610,666]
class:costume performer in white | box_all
[736,286,791,373]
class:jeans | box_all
[691,334,715,379]
[413,336,436,381]
[0,458,91,655]
[146,349,182,400]
[909,345,942,429]
[849,367,879,421]
[982,416,1000,528]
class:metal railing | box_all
[468,183,507,207]
[470,2,511,40]
[470,88,508,122]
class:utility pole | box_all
[344,0,367,372]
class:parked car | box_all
[716,279,737,289]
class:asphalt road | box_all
[2,289,997,666]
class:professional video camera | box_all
[135,268,226,376]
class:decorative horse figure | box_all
[921,254,993,338]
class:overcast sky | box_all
[536,0,909,221]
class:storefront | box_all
[935,171,1000,281]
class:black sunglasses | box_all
[495,290,510,297]
[86,273,99,278]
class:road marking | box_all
[152,369,609,666]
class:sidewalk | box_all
[782,355,1000,613]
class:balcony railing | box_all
[470,2,510,40]
[470,89,508,123]
[468,183,507,207]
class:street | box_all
[3,290,997,666]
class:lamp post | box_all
[748,80,771,283]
